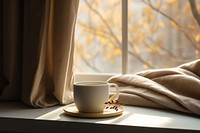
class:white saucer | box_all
[63,103,124,118]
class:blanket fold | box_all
[108,59,200,116]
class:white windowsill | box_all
[0,101,200,133]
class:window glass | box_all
[128,0,200,73]
[75,0,200,74]
[75,0,122,74]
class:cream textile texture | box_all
[108,59,200,116]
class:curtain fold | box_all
[0,0,23,100]
[0,0,79,107]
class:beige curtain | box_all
[0,0,79,107]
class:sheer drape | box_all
[0,0,79,107]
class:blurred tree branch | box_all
[141,0,198,50]
[77,0,199,72]
[189,0,200,28]
[84,0,121,46]
[83,0,155,70]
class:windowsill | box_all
[0,102,200,133]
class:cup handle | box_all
[108,83,119,101]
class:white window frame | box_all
[75,0,128,82]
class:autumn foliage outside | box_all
[75,0,200,74]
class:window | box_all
[75,0,200,78]
[75,0,122,74]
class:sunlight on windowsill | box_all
[121,113,172,127]
[35,106,172,128]
[36,107,64,120]
[96,110,173,127]
[6,103,197,131]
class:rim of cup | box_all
[74,81,108,86]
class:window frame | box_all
[122,0,128,74]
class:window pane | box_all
[75,0,122,74]
[128,0,200,73]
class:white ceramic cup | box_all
[73,81,119,113]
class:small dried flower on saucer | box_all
[105,100,121,111]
